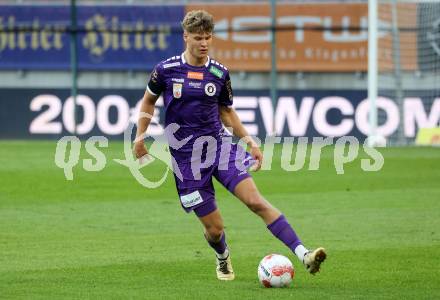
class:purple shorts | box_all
[173,143,254,217]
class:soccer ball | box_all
[258,254,294,288]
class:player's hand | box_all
[250,146,263,172]
[133,141,148,161]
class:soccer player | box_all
[134,10,326,281]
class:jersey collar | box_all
[181,52,210,68]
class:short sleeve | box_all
[218,72,233,107]
[147,64,166,96]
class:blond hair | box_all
[181,10,214,34]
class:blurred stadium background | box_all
[0,0,439,299]
[0,0,438,144]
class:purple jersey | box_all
[146,54,253,216]
[147,54,233,162]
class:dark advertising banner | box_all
[0,5,184,70]
[1,88,439,140]
[2,4,437,72]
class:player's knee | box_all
[205,224,224,242]
[246,195,269,215]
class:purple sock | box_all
[206,232,227,255]
[267,214,302,252]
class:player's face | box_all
[184,31,212,61]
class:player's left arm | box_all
[219,105,263,171]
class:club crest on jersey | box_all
[173,83,182,98]
[187,71,204,80]
[204,83,216,96]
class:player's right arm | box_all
[133,90,159,159]
[133,65,165,159]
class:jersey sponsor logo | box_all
[171,78,184,83]
[209,66,224,78]
[163,61,181,69]
[189,81,202,89]
[180,190,203,208]
[187,71,204,80]
[205,82,216,96]
[173,83,182,98]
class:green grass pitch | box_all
[0,140,439,299]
